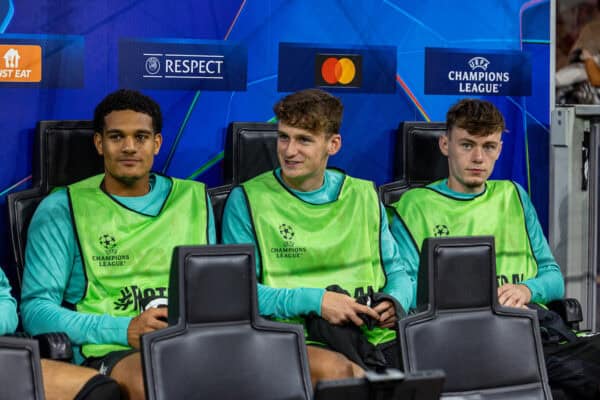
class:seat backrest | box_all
[0,336,45,399]
[7,120,103,288]
[394,121,448,184]
[398,236,551,399]
[7,188,44,288]
[380,122,447,206]
[207,184,233,242]
[224,122,279,184]
[33,120,103,192]
[141,244,312,400]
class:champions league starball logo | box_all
[98,233,117,254]
[279,223,295,242]
[271,223,306,259]
[433,224,450,237]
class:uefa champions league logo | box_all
[433,224,450,237]
[98,233,117,254]
[279,223,295,242]
[145,56,160,75]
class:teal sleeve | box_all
[389,208,420,310]
[206,193,217,244]
[514,184,565,303]
[0,268,18,335]
[20,190,131,361]
[379,203,415,313]
[221,187,324,318]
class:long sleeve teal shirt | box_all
[20,174,216,364]
[390,179,564,309]
[222,168,414,318]
[0,268,18,335]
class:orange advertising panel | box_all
[0,45,42,82]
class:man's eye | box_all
[461,143,472,149]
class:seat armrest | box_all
[33,332,73,361]
[546,298,583,330]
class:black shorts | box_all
[82,349,138,375]
[308,340,401,370]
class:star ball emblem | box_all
[433,224,450,237]
[279,223,295,241]
[98,234,117,251]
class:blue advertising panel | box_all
[278,42,396,93]
[0,0,551,288]
[119,38,247,91]
[425,47,532,96]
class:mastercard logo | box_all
[315,53,362,87]
[321,57,356,84]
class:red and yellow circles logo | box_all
[320,57,356,85]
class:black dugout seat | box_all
[141,244,312,400]
[398,236,552,399]
[393,121,448,183]
[212,122,279,236]
[379,121,447,205]
[224,122,279,184]
[0,336,45,399]
[7,120,102,287]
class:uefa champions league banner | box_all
[425,47,532,96]
[119,38,247,91]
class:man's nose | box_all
[284,139,298,156]
[122,136,136,152]
[472,146,484,162]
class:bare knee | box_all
[110,353,145,400]
[307,346,364,387]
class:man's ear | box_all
[153,133,163,155]
[439,134,449,156]
[93,132,104,156]
[327,134,342,156]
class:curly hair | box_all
[273,89,343,135]
[93,89,162,134]
[446,98,505,137]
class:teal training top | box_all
[222,168,414,317]
[390,179,564,309]
[0,268,17,335]
[20,174,216,364]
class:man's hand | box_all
[127,307,168,349]
[373,300,397,329]
[321,291,380,326]
[497,284,531,309]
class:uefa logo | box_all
[468,56,490,71]
[145,56,160,75]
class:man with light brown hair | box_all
[223,88,413,387]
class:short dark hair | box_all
[273,89,343,135]
[93,89,162,133]
[446,98,505,137]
